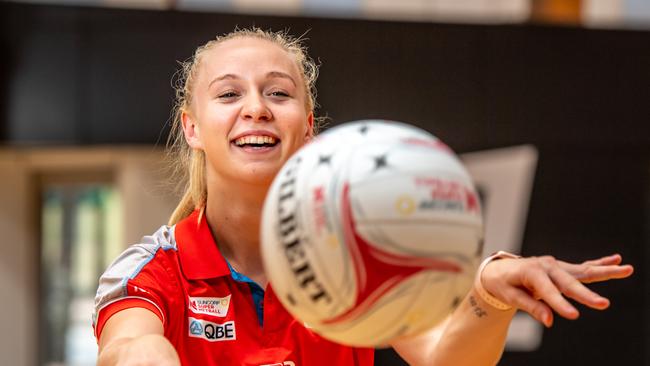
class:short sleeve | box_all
[93,228,180,340]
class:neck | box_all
[204,175,270,286]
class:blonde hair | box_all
[167,28,321,225]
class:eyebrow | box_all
[208,73,239,89]
[208,71,297,89]
[266,71,297,87]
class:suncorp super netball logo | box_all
[188,295,231,317]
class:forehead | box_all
[199,37,300,81]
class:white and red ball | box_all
[261,120,483,347]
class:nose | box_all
[240,92,272,122]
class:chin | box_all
[236,165,281,187]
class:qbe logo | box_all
[188,317,236,342]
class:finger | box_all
[522,267,580,321]
[548,267,610,310]
[581,254,622,266]
[558,263,634,283]
[500,285,555,327]
[583,264,634,283]
[558,254,620,270]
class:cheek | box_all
[287,121,309,145]
[278,119,307,150]
[284,108,310,133]
[201,106,237,131]
[197,124,232,155]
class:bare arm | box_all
[391,288,514,366]
[391,254,634,366]
[97,308,181,366]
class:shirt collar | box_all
[175,209,231,280]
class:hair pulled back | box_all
[167,28,321,225]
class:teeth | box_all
[234,135,277,146]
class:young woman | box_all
[93,28,633,366]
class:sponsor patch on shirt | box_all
[188,295,231,317]
[188,317,236,342]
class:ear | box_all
[305,112,315,141]
[181,110,203,150]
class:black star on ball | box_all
[318,155,332,166]
[373,154,388,170]
[358,124,369,135]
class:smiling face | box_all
[182,36,314,187]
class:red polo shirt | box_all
[93,210,374,366]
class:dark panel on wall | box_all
[83,12,187,143]
[3,3,649,149]
[1,2,649,366]
[2,5,82,143]
[503,147,647,365]
[646,168,650,365]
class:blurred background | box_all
[0,0,648,365]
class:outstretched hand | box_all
[480,254,634,327]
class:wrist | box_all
[473,251,521,311]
